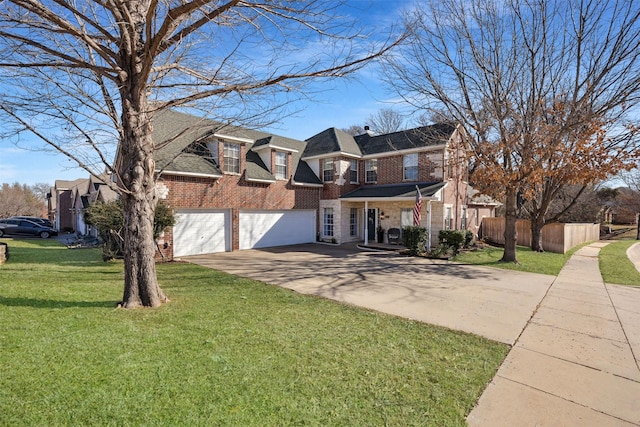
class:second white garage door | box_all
[239,210,316,250]
[173,209,230,257]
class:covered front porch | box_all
[330,181,448,249]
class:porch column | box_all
[364,200,369,245]
[426,200,432,250]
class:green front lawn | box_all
[454,240,640,286]
[0,239,507,426]
[599,240,640,286]
[453,244,583,276]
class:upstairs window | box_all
[365,159,377,183]
[275,152,287,180]
[404,153,418,181]
[223,143,240,174]
[323,159,334,183]
[350,160,358,183]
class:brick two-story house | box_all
[303,123,470,249]
[152,110,323,258]
[145,110,493,258]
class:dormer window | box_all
[275,152,287,180]
[223,143,240,174]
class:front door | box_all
[367,209,377,241]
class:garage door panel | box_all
[240,210,316,250]
[174,210,229,257]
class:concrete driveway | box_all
[184,243,555,345]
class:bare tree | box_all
[619,169,640,239]
[366,108,404,134]
[621,169,640,192]
[340,124,366,136]
[30,183,52,202]
[383,0,640,262]
[340,108,404,136]
[0,1,402,307]
[0,183,46,218]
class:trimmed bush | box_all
[438,230,473,256]
[84,200,175,260]
[403,226,428,256]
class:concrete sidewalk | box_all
[467,242,640,426]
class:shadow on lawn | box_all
[0,295,117,309]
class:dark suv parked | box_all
[0,218,58,239]
[9,216,55,228]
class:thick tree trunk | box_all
[530,215,545,252]
[117,106,168,308]
[501,187,519,263]
[114,1,168,308]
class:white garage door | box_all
[173,209,230,257]
[239,210,316,250]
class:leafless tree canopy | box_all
[0,183,47,218]
[341,108,405,136]
[621,169,640,192]
[0,1,400,178]
[383,0,640,259]
[366,108,404,134]
[0,1,402,307]
[340,124,366,136]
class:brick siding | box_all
[156,173,320,258]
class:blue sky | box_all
[0,1,413,187]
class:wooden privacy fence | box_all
[479,218,600,253]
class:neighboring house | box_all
[69,174,118,237]
[467,186,501,238]
[48,175,117,234]
[149,110,494,259]
[48,178,88,232]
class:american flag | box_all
[413,186,422,226]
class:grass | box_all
[453,244,585,276]
[0,238,508,426]
[599,240,640,286]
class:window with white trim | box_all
[401,208,413,228]
[350,160,358,183]
[275,152,287,180]
[365,159,377,183]
[350,208,358,236]
[323,159,334,183]
[403,153,418,181]
[323,208,334,236]
[445,206,453,230]
[223,143,240,174]
[461,206,467,229]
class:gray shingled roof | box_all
[354,123,456,156]
[340,181,446,199]
[294,160,322,185]
[152,110,320,185]
[303,127,362,158]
